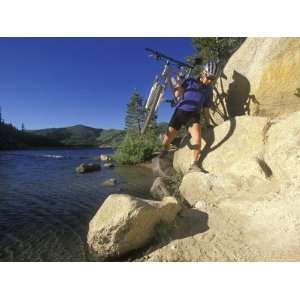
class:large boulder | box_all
[76,163,101,174]
[173,115,269,177]
[264,110,300,186]
[101,178,117,187]
[180,171,278,207]
[150,177,172,200]
[152,155,176,177]
[179,172,241,207]
[100,154,112,161]
[87,194,181,261]
[215,38,300,119]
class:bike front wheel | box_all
[141,82,163,135]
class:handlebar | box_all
[145,48,194,69]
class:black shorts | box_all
[168,108,201,131]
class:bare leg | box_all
[162,126,177,150]
[188,123,202,163]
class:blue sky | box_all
[0,38,196,130]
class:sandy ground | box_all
[138,182,300,262]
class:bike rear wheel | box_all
[210,85,229,125]
[141,82,163,134]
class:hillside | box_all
[0,122,63,150]
[30,124,125,148]
[1,122,169,150]
[30,123,169,148]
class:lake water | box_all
[0,148,154,261]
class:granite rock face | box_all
[176,112,300,208]
[214,38,300,120]
[173,115,269,178]
[264,110,300,186]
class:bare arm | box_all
[174,82,184,98]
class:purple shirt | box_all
[176,78,213,112]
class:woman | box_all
[159,60,218,172]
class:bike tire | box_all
[210,85,228,125]
[141,83,163,134]
[145,81,159,109]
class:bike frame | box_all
[141,49,194,135]
[144,49,192,113]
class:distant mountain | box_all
[30,123,170,148]
[0,122,63,150]
[1,122,170,150]
[30,124,125,148]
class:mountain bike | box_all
[141,48,193,135]
[141,48,230,134]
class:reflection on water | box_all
[0,149,154,261]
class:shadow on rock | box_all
[172,208,209,239]
[199,118,237,170]
[132,208,209,260]
[213,70,260,122]
[226,70,260,117]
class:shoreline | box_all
[136,161,153,169]
[0,146,114,151]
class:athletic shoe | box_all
[188,161,209,173]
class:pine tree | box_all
[125,90,145,134]
[114,90,160,164]
[190,37,246,75]
[21,122,25,132]
[192,37,245,63]
[0,106,2,124]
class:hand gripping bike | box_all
[141,48,193,135]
